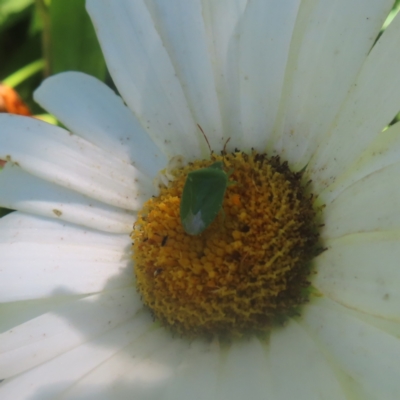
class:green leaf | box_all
[180,162,229,235]
[49,0,106,80]
[0,0,34,33]
[2,59,44,87]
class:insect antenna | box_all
[197,123,212,155]
[222,137,231,155]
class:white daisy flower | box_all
[1,0,400,398]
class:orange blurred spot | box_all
[0,84,33,166]
[0,84,32,116]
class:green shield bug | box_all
[180,161,233,235]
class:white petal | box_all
[0,115,155,210]
[321,161,400,238]
[34,72,166,178]
[321,303,400,351]
[145,0,224,151]
[0,211,130,248]
[0,288,143,379]
[60,328,188,400]
[86,0,204,159]
[238,0,300,152]
[0,166,136,233]
[269,319,347,400]
[201,0,247,150]
[0,212,133,302]
[307,9,400,192]
[0,296,83,334]
[0,314,153,400]
[274,0,393,168]
[164,339,220,400]
[313,231,400,321]
[319,121,400,205]
[303,297,400,400]
[217,338,274,400]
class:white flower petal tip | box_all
[34,71,167,178]
[0,164,136,233]
[0,114,155,211]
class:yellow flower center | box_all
[131,151,320,338]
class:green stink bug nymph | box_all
[180,161,233,235]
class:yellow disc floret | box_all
[132,151,319,338]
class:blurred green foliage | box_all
[0,0,106,113]
[0,0,34,33]
[49,0,106,79]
